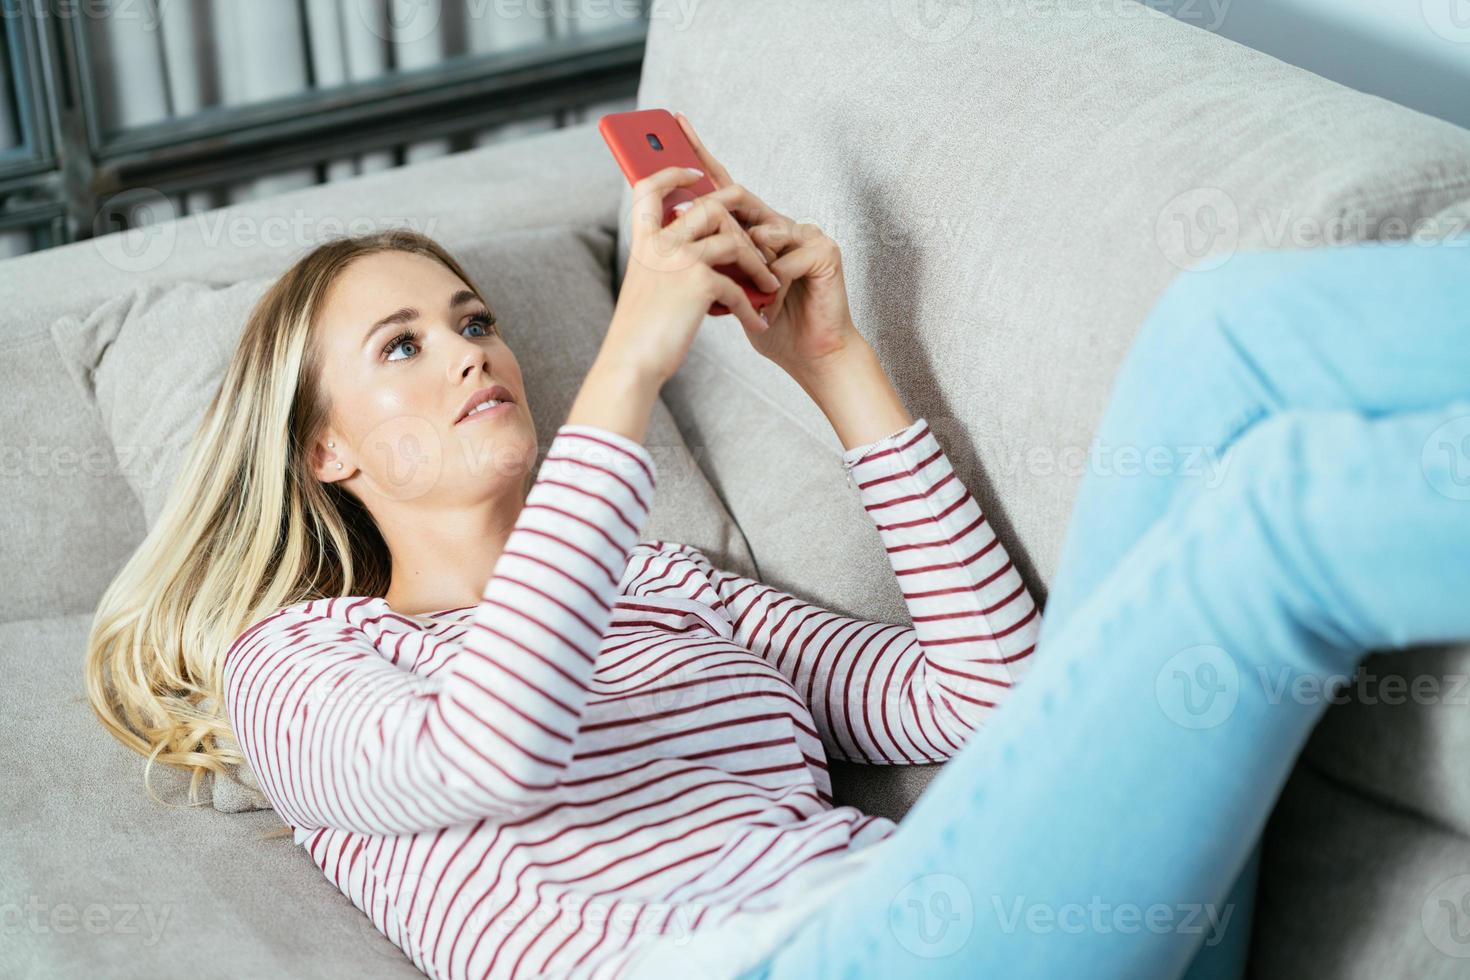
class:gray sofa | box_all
[4,2,1470,977]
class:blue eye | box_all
[382,312,498,362]
[464,313,496,338]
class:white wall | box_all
[1154,0,1470,130]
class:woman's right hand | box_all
[602,165,782,386]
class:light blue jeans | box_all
[736,239,1470,979]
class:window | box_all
[0,0,647,258]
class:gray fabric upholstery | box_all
[1300,646,1470,840]
[0,327,145,625]
[3,2,1470,976]
[0,614,424,979]
[6,124,623,330]
[50,276,272,527]
[1256,762,1470,978]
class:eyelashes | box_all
[381,310,498,361]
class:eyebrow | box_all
[363,288,482,349]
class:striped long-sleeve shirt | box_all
[222,416,1041,980]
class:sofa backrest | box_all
[620,0,1470,625]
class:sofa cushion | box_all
[1300,646,1470,840]
[48,223,758,812]
[0,328,146,625]
[51,277,269,528]
[1255,761,1470,978]
[0,613,425,978]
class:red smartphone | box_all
[599,107,776,317]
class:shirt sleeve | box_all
[222,423,656,836]
[700,417,1041,764]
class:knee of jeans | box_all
[1207,409,1372,615]
[1201,411,1312,559]
[1198,407,1430,660]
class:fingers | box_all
[663,183,774,245]
[767,233,845,293]
[744,221,786,265]
[682,228,781,294]
[675,112,733,189]
[690,184,787,266]
[767,243,820,287]
[708,270,768,335]
[667,182,782,274]
[630,165,706,243]
[748,220,825,258]
[723,216,783,293]
[664,199,781,292]
[704,170,784,263]
[702,182,783,234]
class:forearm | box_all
[790,339,914,452]
[566,352,662,445]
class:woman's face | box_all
[310,249,537,507]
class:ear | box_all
[311,435,351,483]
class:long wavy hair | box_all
[83,229,508,842]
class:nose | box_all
[454,333,494,384]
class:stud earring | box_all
[336,462,343,470]
[328,441,335,448]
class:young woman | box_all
[84,111,1037,980]
[82,108,1470,980]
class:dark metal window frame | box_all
[1,0,647,251]
[1,0,67,247]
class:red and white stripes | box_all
[222,417,1040,980]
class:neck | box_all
[378,489,525,617]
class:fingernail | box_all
[686,167,704,178]
[758,310,768,324]
[672,201,693,213]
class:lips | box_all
[454,384,514,424]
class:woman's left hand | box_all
[675,113,867,385]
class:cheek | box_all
[352,384,450,503]
[362,380,444,436]
[357,384,433,447]
[369,382,416,415]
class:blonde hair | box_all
[84,229,501,842]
